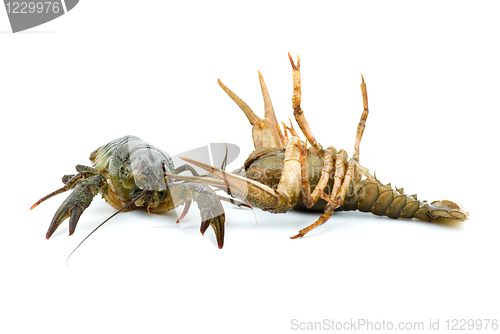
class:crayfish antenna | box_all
[215,194,258,225]
[220,139,228,171]
[65,189,148,268]
[219,138,233,198]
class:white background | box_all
[1,1,499,333]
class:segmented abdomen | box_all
[339,179,467,221]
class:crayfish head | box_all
[133,162,167,192]
[132,162,170,210]
[131,189,165,210]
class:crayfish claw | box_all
[176,200,192,224]
[211,214,225,249]
[46,190,91,239]
[199,212,225,249]
[185,184,226,249]
[45,175,105,239]
[199,208,225,249]
[200,219,210,236]
[68,205,85,236]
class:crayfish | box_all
[31,136,226,248]
[167,53,468,240]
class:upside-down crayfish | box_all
[167,53,468,240]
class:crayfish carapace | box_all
[167,53,468,239]
[31,136,226,248]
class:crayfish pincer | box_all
[31,136,226,248]
[167,53,468,239]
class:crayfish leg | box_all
[288,53,320,150]
[291,159,355,239]
[30,173,86,210]
[353,74,369,162]
[290,209,334,239]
